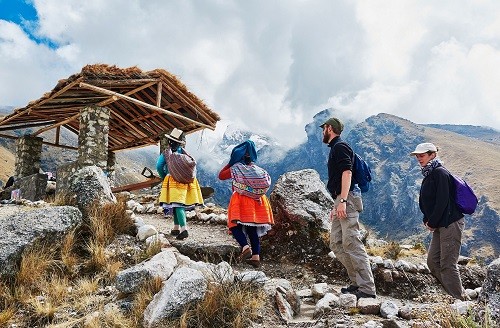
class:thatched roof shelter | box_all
[0,64,220,151]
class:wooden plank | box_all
[32,113,80,136]
[111,177,162,193]
[79,82,215,130]
[31,77,84,110]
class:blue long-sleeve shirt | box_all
[156,153,168,179]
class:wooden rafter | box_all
[79,82,215,130]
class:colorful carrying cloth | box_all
[230,162,271,200]
[164,149,197,184]
[227,192,274,237]
[159,175,204,207]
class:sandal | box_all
[170,229,180,236]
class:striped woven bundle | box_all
[230,162,271,200]
[165,150,197,184]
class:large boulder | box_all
[115,250,178,294]
[68,166,116,217]
[143,267,207,327]
[0,206,82,278]
[266,169,333,258]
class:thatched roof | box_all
[0,64,220,151]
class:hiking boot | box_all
[170,229,180,236]
[237,247,252,262]
[340,285,359,294]
[352,290,376,300]
[245,259,261,268]
[176,230,188,240]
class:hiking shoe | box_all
[176,230,188,240]
[340,285,359,294]
[237,247,252,262]
[245,259,261,268]
[352,290,376,300]
[170,229,180,236]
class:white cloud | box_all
[1,0,499,151]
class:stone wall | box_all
[0,173,48,201]
[14,136,43,178]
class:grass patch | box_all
[171,280,266,328]
[368,241,402,260]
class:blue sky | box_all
[1,0,500,149]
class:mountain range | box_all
[1,107,499,261]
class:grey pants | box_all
[427,218,466,300]
[330,192,376,295]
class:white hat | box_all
[165,128,186,145]
[410,142,438,155]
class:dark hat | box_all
[319,117,344,133]
[165,128,186,145]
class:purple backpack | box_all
[447,170,478,215]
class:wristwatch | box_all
[339,198,347,203]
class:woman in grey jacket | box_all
[411,142,466,300]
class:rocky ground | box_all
[139,208,467,328]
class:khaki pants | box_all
[330,192,376,295]
[427,218,466,300]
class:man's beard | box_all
[322,132,330,144]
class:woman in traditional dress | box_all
[157,128,203,240]
[218,140,274,268]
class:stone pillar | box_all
[106,151,116,186]
[159,131,170,154]
[14,136,43,178]
[78,106,110,170]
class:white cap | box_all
[410,142,438,155]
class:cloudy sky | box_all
[1,0,499,148]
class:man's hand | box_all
[336,202,347,219]
[424,222,435,232]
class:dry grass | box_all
[413,304,494,328]
[130,276,164,326]
[16,242,60,288]
[171,280,266,328]
[368,241,402,260]
[52,192,78,207]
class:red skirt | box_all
[227,192,274,231]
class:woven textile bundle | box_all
[230,162,271,200]
[165,150,196,184]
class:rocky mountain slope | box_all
[1,108,499,261]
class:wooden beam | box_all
[110,109,150,138]
[0,133,17,140]
[79,82,215,130]
[160,78,217,125]
[156,82,162,107]
[31,113,80,136]
[0,121,56,132]
[98,81,157,107]
[55,126,60,144]
[32,77,84,110]
[41,140,78,150]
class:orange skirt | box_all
[227,192,274,231]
